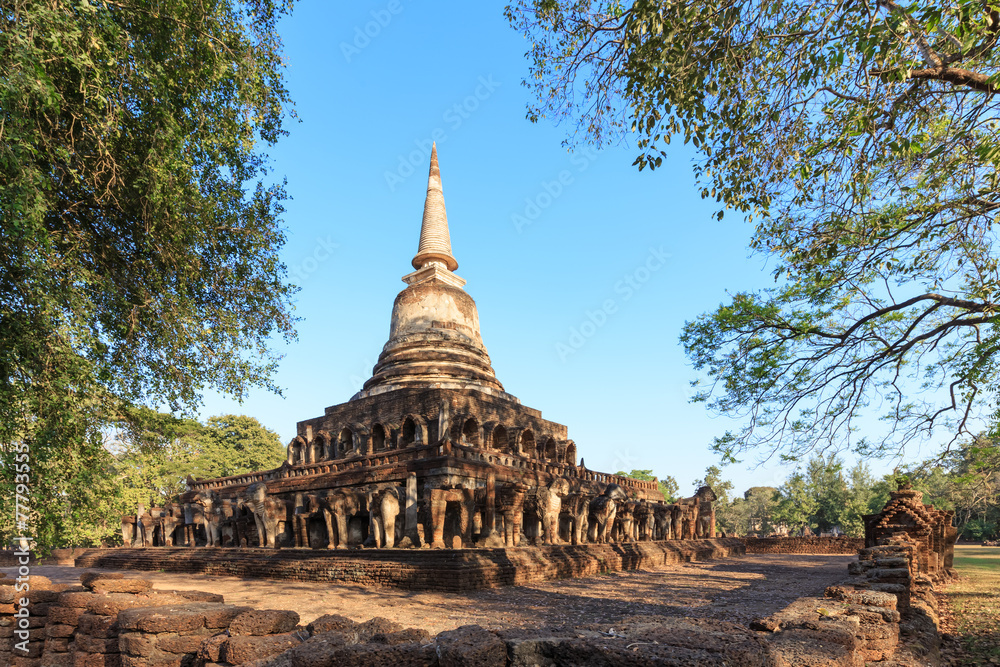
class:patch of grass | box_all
[945,545,1000,665]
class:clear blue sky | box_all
[197,1,918,496]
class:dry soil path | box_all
[7,553,853,635]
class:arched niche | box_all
[461,417,480,446]
[372,423,387,452]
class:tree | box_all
[805,454,849,533]
[197,414,286,479]
[693,465,734,503]
[902,438,1000,539]
[616,468,679,501]
[111,406,209,510]
[1,0,296,549]
[724,486,781,536]
[507,0,1000,464]
[841,461,880,537]
[112,410,285,514]
[774,471,818,534]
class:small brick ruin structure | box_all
[862,481,959,582]
[748,481,959,664]
[120,146,717,557]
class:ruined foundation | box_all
[77,539,745,591]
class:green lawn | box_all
[946,545,1000,664]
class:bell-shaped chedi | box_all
[356,144,508,401]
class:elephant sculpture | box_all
[427,485,476,548]
[633,500,653,541]
[238,482,289,548]
[218,499,237,547]
[292,493,324,548]
[652,502,674,540]
[676,497,699,540]
[613,499,636,542]
[192,491,222,547]
[693,486,718,538]
[320,488,367,549]
[120,515,138,547]
[588,483,627,543]
[495,483,528,547]
[367,487,401,548]
[560,492,592,545]
[134,506,156,546]
[526,478,571,545]
[158,503,184,546]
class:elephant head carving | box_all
[319,488,367,549]
[588,483,627,544]
[238,482,288,548]
[193,491,221,547]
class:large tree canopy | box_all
[112,409,286,514]
[508,0,1000,463]
[1,0,296,548]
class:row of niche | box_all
[286,414,577,466]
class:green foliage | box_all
[198,414,287,478]
[722,455,882,537]
[900,439,1000,540]
[658,475,679,502]
[0,1,296,549]
[694,465,734,504]
[774,471,818,532]
[729,486,781,536]
[508,0,1000,465]
[112,410,285,511]
[616,468,680,501]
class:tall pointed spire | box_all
[412,143,459,272]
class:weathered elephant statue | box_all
[676,497,699,540]
[652,502,674,540]
[633,500,653,541]
[671,503,685,540]
[693,486,718,538]
[192,491,222,547]
[427,485,476,549]
[588,483,627,543]
[613,499,636,542]
[134,506,156,546]
[159,503,184,546]
[320,488,367,549]
[238,482,289,548]
[120,515,137,547]
[495,483,528,547]
[527,478,571,545]
[291,493,324,548]
[560,492,592,545]
[367,487,401,548]
[218,499,237,547]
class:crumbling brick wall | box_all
[740,536,864,555]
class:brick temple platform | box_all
[75,538,744,591]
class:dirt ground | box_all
[6,553,853,635]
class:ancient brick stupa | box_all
[162,146,673,551]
